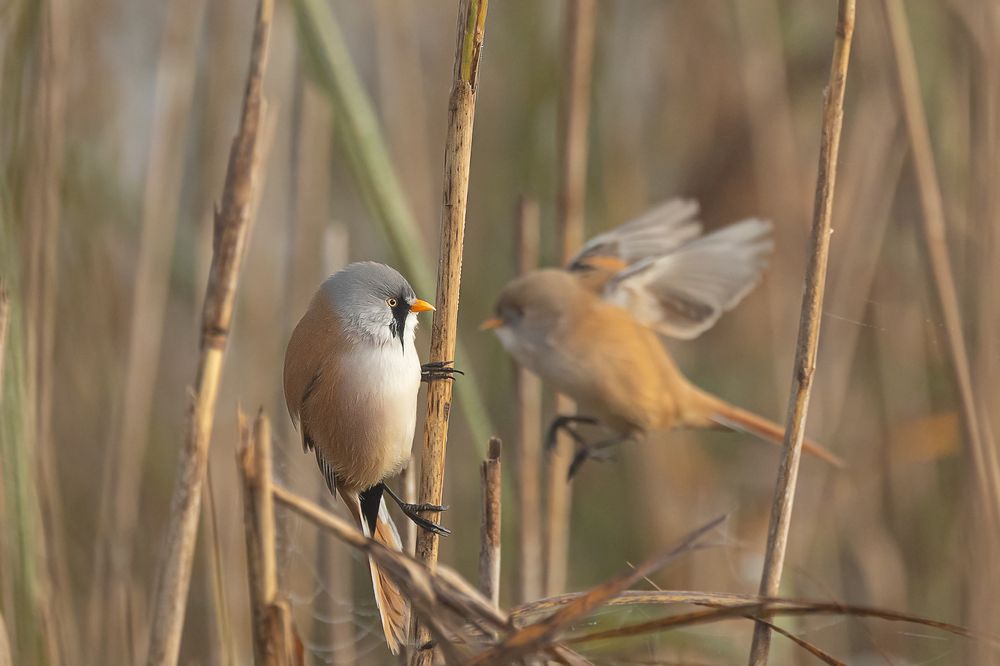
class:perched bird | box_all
[283,261,457,654]
[482,199,843,475]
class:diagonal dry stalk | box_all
[410,0,490,662]
[881,0,1000,527]
[747,2,856,664]
[145,1,274,663]
[469,515,725,664]
[271,484,589,665]
[547,0,596,598]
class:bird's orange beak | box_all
[479,316,503,331]
[409,299,435,313]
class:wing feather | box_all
[567,198,703,270]
[605,218,773,339]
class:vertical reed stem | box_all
[881,0,1000,525]
[146,2,274,663]
[478,438,502,607]
[410,1,490,662]
[514,200,543,603]
[237,411,286,665]
[546,0,596,597]
[747,2,855,663]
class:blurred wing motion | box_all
[568,198,703,270]
[569,198,774,340]
[341,491,410,655]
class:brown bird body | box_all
[485,200,843,468]
[283,262,442,654]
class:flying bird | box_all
[482,199,843,476]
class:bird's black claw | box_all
[405,502,448,513]
[545,414,599,451]
[412,514,452,537]
[566,444,616,480]
[421,360,464,383]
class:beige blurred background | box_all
[1,0,997,664]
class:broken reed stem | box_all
[881,0,1000,526]
[514,199,543,604]
[411,0,489,661]
[145,2,274,664]
[747,2,855,664]
[237,411,299,666]
[546,0,596,597]
[479,438,502,607]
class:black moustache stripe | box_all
[391,301,410,352]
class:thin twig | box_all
[410,1,490,662]
[748,2,856,664]
[881,0,1000,526]
[514,199,543,604]
[145,2,274,663]
[479,438,502,607]
[547,0,596,598]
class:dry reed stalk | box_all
[238,411,302,666]
[88,0,208,658]
[0,282,8,391]
[967,4,1000,656]
[21,0,75,660]
[881,0,1000,526]
[0,612,9,666]
[514,199,543,604]
[410,0,490,661]
[145,1,274,663]
[202,460,235,666]
[547,0,596,598]
[747,2,855,664]
[479,438,502,607]
[0,287,9,664]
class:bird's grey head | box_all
[484,269,583,359]
[321,262,432,350]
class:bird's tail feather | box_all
[341,492,410,654]
[689,391,845,468]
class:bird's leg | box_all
[381,483,451,537]
[421,360,464,383]
[567,436,625,480]
[545,414,600,451]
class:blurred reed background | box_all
[1,0,998,664]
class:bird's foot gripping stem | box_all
[382,483,451,536]
[421,360,464,383]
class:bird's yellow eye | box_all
[386,298,398,308]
